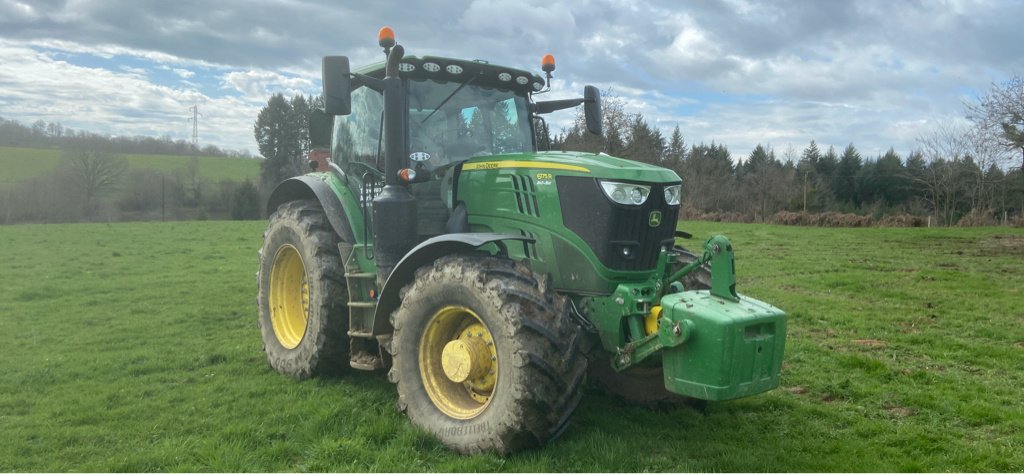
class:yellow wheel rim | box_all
[268,244,310,349]
[419,306,498,420]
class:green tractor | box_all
[257,27,786,454]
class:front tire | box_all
[257,200,349,379]
[389,256,586,454]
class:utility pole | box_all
[188,105,201,151]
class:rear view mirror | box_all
[584,85,602,136]
[323,56,352,116]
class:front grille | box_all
[557,177,679,271]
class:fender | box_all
[266,175,355,243]
[371,233,533,336]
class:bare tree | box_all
[966,75,1023,169]
[64,147,128,212]
[913,122,972,225]
[964,126,1007,214]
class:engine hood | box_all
[460,151,680,183]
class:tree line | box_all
[0,116,253,158]
[0,138,261,225]
[547,79,1024,226]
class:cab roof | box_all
[354,55,546,96]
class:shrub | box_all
[877,214,927,227]
[956,209,997,227]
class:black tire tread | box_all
[388,255,586,454]
[257,199,349,379]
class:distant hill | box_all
[0,146,260,189]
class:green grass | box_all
[0,221,1021,471]
[0,146,260,187]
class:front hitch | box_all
[666,235,738,301]
[612,235,787,401]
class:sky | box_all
[1,0,1022,160]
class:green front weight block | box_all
[659,290,787,401]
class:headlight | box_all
[600,181,650,205]
[664,184,681,206]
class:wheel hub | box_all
[420,307,498,419]
[440,325,493,384]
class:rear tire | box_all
[389,255,586,454]
[257,200,349,379]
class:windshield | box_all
[408,79,533,171]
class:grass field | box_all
[0,220,1021,471]
[0,146,260,187]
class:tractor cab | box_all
[326,54,596,243]
[331,56,543,178]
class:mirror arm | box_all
[531,97,586,115]
[353,73,384,93]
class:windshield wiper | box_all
[421,74,479,123]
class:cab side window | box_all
[332,87,384,170]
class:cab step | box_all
[349,350,383,370]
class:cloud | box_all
[220,70,316,101]
[1,0,1023,157]
[0,40,259,151]
[119,65,148,77]
[459,0,577,46]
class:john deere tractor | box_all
[257,27,786,454]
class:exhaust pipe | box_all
[372,44,418,286]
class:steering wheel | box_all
[347,160,384,178]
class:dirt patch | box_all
[1014,341,1024,349]
[982,235,1024,256]
[852,339,888,348]
[898,314,939,333]
[885,405,917,418]
[785,386,808,395]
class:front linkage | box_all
[586,236,787,402]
